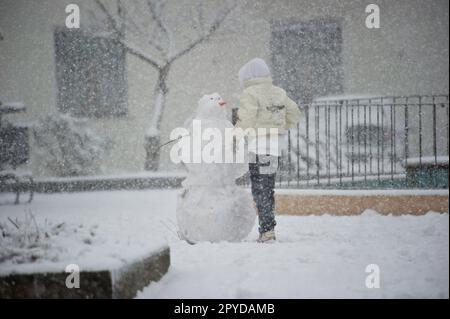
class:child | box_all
[235,58,302,243]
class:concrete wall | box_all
[1,0,448,176]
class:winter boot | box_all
[257,230,276,243]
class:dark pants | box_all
[249,154,278,234]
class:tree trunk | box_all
[144,65,170,171]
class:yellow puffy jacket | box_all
[236,77,302,137]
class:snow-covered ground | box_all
[138,210,449,299]
[0,190,448,298]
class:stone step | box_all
[0,247,170,299]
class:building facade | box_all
[0,0,448,177]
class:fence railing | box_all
[235,94,449,189]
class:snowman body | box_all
[176,94,256,243]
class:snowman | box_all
[176,93,256,243]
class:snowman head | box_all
[196,93,227,120]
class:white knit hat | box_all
[238,58,271,88]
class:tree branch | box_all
[118,3,167,58]
[94,0,162,68]
[169,1,236,63]
[144,0,173,57]
[146,0,172,45]
[94,0,122,37]
[118,1,151,37]
[168,36,206,64]
[121,40,162,69]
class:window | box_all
[271,17,343,104]
[54,28,127,118]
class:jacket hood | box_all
[238,58,271,88]
[243,76,273,89]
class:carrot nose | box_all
[219,101,226,106]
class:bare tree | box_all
[93,0,236,170]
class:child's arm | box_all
[236,91,258,129]
[285,96,302,129]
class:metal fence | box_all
[269,94,449,189]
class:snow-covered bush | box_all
[0,212,64,264]
[0,211,96,264]
[33,112,110,176]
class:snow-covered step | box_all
[0,246,170,298]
